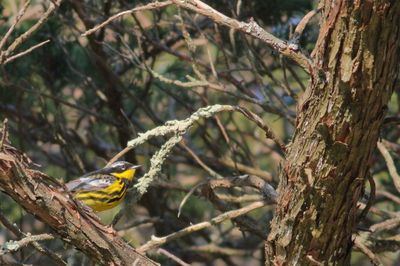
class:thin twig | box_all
[235,106,286,153]
[81,1,173,37]
[188,243,249,256]
[377,141,400,192]
[354,237,383,266]
[171,0,313,73]
[357,174,376,223]
[0,0,31,51]
[0,118,8,151]
[108,105,282,201]
[178,181,207,218]
[292,8,320,43]
[157,248,191,266]
[180,142,223,179]
[217,157,273,181]
[0,233,55,255]
[376,190,400,205]
[208,175,278,203]
[1,0,62,64]
[137,201,266,252]
[116,217,162,231]
[0,210,66,265]
[4,39,50,65]
[370,217,400,233]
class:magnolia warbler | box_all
[65,161,141,212]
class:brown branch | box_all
[370,217,400,233]
[0,118,8,151]
[137,201,266,253]
[0,0,62,64]
[3,39,51,65]
[187,244,249,256]
[201,176,270,237]
[377,141,400,192]
[108,104,285,167]
[171,0,313,74]
[0,209,65,265]
[354,237,383,266]
[81,1,173,37]
[157,248,191,266]
[0,233,55,255]
[357,174,376,223]
[292,9,320,41]
[0,140,157,265]
[0,0,31,51]
[234,106,286,153]
[208,175,278,203]
[81,0,312,73]
[216,157,274,181]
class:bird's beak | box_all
[131,165,141,169]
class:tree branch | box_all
[0,141,157,265]
[0,0,62,64]
[137,201,266,253]
[171,0,313,74]
[377,141,400,193]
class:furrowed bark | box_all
[266,1,400,265]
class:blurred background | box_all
[0,0,399,265]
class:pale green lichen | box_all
[129,104,237,201]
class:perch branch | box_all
[0,139,157,265]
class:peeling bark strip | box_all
[266,1,400,265]
[0,143,157,266]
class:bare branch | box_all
[0,139,157,265]
[357,173,376,223]
[0,0,62,64]
[0,233,55,255]
[292,8,320,42]
[171,0,313,73]
[3,39,51,65]
[81,1,173,37]
[137,201,266,253]
[0,0,31,51]
[157,248,191,266]
[370,217,400,233]
[377,141,400,193]
[354,237,383,266]
[0,209,65,265]
[108,105,283,203]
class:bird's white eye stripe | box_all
[111,162,125,168]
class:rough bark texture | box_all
[0,143,157,266]
[266,1,400,265]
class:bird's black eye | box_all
[120,164,128,171]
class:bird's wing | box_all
[65,175,117,192]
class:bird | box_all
[65,161,141,212]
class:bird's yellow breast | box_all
[74,179,128,212]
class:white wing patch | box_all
[65,175,116,192]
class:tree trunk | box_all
[266,1,400,265]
